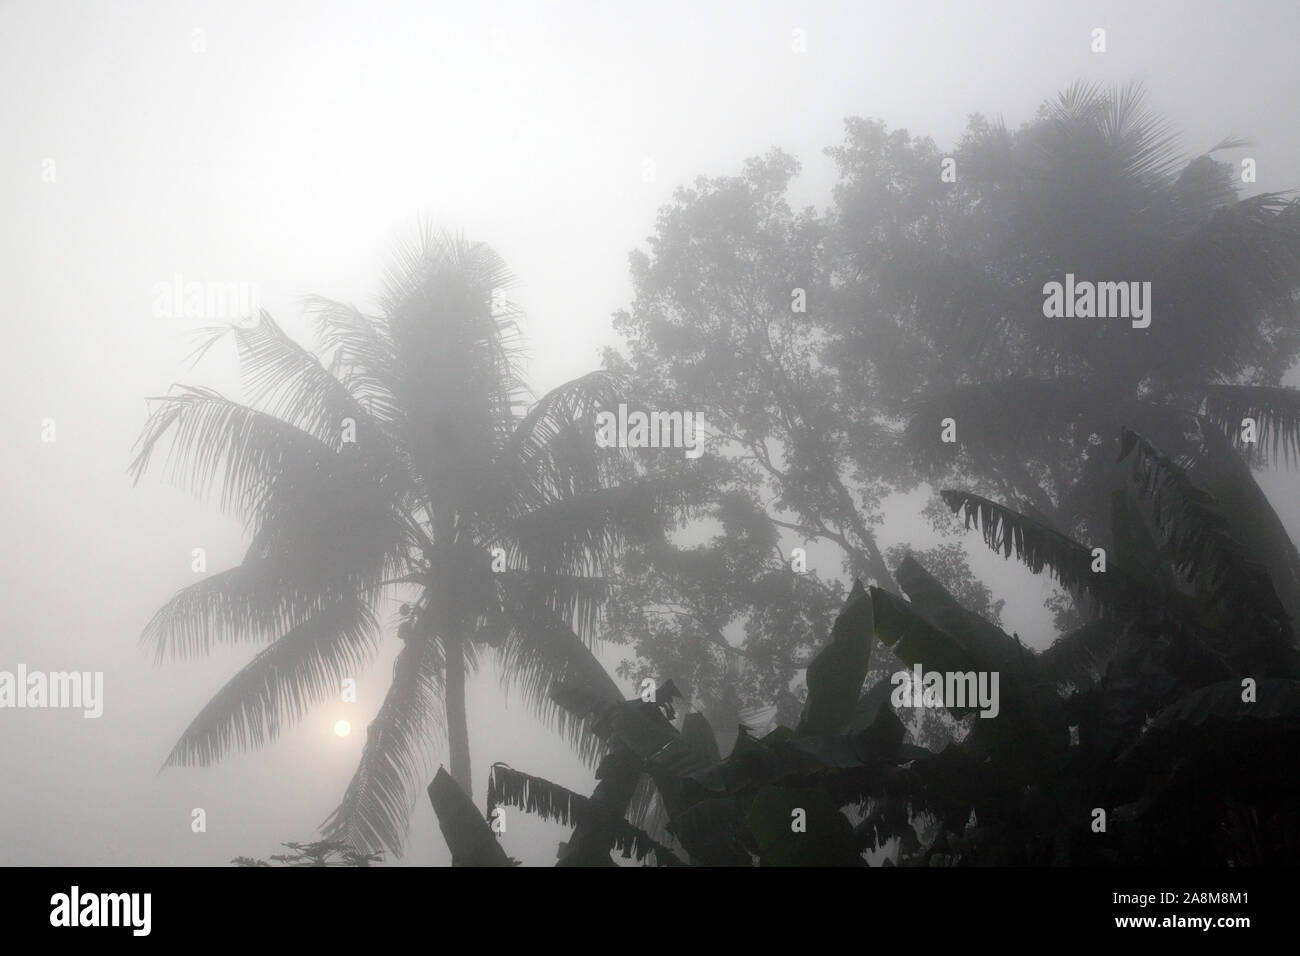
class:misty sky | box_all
[3,0,1298,866]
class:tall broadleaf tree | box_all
[132,227,676,856]
[602,152,919,752]
[605,83,1300,741]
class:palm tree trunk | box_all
[444,632,472,795]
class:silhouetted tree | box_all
[132,227,675,856]
[603,82,1300,739]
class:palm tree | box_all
[131,227,673,856]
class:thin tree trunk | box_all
[860,533,900,595]
[444,631,472,795]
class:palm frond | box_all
[130,387,351,525]
[301,295,400,422]
[486,763,684,865]
[498,481,670,578]
[162,596,381,768]
[229,311,390,448]
[131,386,412,588]
[320,635,446,857]
[132,386,311,510]
[1102,80,1184,185]
[1200,384,1300,468]
[1207,137,1251,154]
[140,558,358,663]
[486,370,630,520]
[1050,80,1106,125]
[497,571,610,643]
[941,489,1140,613]
[1044,80,1183,186]
[496,576,625,766]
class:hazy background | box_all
[2,0,1298,865]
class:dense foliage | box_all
[434,424,1300,865]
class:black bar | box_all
[6,867,1282,941]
